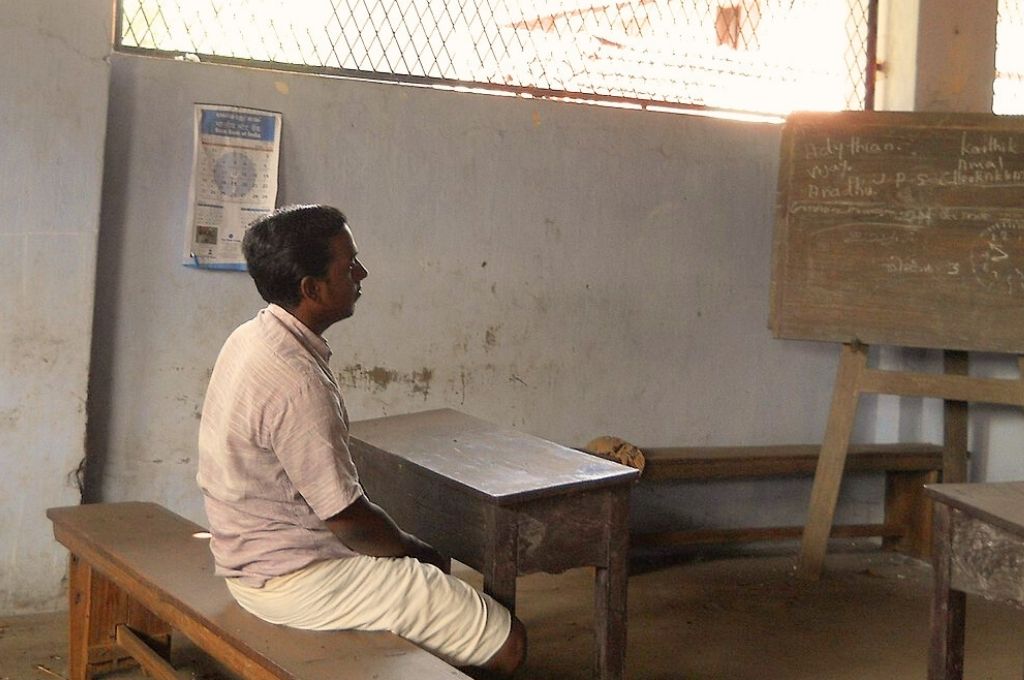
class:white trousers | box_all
[226,555,511,667]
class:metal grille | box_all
[996,0,1024,114]
[118,0,875,116]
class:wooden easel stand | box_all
[798,343,1024,579]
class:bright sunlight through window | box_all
[996,0,1024,114]
[119,0,874,116]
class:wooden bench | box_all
[47,501,469,680]
[632,443,946,558]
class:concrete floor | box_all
[3,548,1024,680]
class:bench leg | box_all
[883,469,940,559]
[67,553,172,680]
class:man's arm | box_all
[325,495,448,571]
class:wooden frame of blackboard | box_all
[768,111,1024,578]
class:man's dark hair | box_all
[242,204,348,308]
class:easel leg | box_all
[942,351,969,484]
[798,342,867,579]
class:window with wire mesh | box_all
[996,0,1024,114]
[118,0,875,116]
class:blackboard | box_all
[770,111,1024,354]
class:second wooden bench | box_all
[632,443,945,558]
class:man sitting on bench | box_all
[197,204,526,678]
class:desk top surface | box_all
[349,409,638,504]
[926,482,1024,537]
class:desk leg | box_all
[483,505,518,615]
[595,487,629,680]
[928,503,965,680]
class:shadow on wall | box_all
[83,67,138,503]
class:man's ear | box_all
[299,275,322,303]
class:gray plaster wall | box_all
[0,0,111,612]
[90,55,869,533]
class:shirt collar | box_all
[265,303,333,363]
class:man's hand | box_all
[325,495,448,571]
[402,533,449,572]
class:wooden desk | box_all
[926,482,1024,680]
[349,409,639,680]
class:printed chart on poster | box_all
[184,104,282,269]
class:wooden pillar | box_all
[877,0,998,113]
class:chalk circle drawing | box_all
[213,150,258,198]
[970,220,1024,295]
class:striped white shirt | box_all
[197,304,363,587]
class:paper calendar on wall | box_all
[184,104,282,269]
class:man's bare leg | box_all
[464,616,527,679]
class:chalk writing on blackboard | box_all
[771,111,1024,354]
[970,221,1024,294]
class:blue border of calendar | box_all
[200,109,276,142]
[184,259,247,271]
